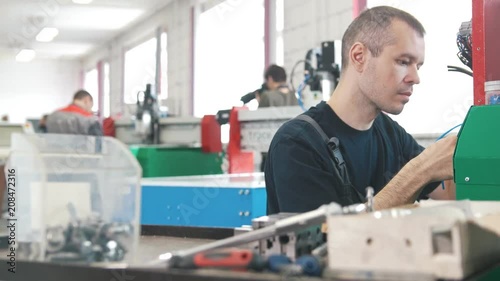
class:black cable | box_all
[456,34,473,69]
[290,59,306,92]
[447,65,473,77]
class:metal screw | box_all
[365,186,374,213]
[239,189,244,195]
[80,240,93,257]
[465,177,470,182]
[244,189,250,195]
[244,211,250,216]
[239,211,243,216]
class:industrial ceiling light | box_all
[72,0,93,4]
[16,49,36,62]
[36,27,59,42]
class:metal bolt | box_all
[465,177,470,182]
[92,244,104,262]
[46,226,67,253]
[105,224,131,236]
[239,189,244,195]
[107,240,117,249]
[244,211,250,216]
[239,211,243,216]
[244,189,250,195]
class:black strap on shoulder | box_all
[294,114,365,203]
[295,115,345,167]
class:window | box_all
[123,37,157,104]
[159,32,168,100]
[103,62,110,117]
[84,68,98,113]
[194,0,265,118]
[276,0,284,66]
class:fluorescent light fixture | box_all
[16,49,36,62]
[72,0,93,4]
[36,27,59,42]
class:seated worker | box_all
[38,114,48,133]
[258,64,299,172]
[46,90,102,136]
[265,6,456,215]
[258,64,298,108]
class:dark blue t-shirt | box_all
[265,101,438,214]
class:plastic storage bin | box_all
[5,133,141,264]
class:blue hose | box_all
[436,123,462,189]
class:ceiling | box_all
[0,0,172,60]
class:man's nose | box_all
[405,65,420,85]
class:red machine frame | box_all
[472,0,500,105]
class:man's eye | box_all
[397,59,410,66]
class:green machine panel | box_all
[454,105,500,200]
[130,145,223,178]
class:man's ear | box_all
[349,42,367,72]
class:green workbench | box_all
[130,145,224,178]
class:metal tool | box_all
[267,243,328,277]
[162,201,369,268]
[171,248,267,271]
[45,204,131,263]
[250,212,324,260]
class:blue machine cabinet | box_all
[141,173,267,228]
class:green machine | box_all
[454,105,500,200]
[130,145,223,178]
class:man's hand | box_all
[374,135,458,210]
[413,135,457,182]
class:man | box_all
[265,6,456,214]
[258,64,298,108]
[46,90,102,136]
[38,114,48,133]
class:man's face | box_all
[265,77,278,91]
[359,20,425,115]
[83,96,94,112]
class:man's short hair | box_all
[341,6,426,71]
[73,89,92,101]
[264,64,287,83]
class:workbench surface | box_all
[0,235,498,281]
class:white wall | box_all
[283,0,353,89]
[82,0,193,118]
[0,57,80,123]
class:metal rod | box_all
[160,201,370,267]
